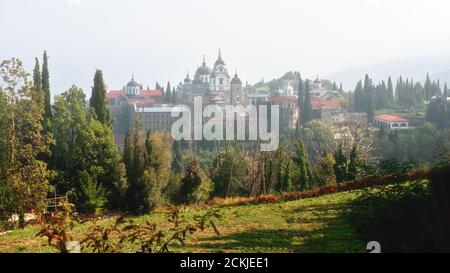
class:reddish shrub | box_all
[207,169,431,208]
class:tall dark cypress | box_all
[363,74,374,121]
[90,69,111,125]
[32,58,45,128]
[41,50,52,119]
[33,57,41,90]
[387,76,394,103]
[348,144,359,180]
[301,79,313,125]
[293,139,311,190]
[354,80,364,112]
[332,82,337,90]
[296,76,304,134]
[165,82,171,103]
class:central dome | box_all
[126,75,139,87]
[196,56,211,76]
[196,64,211,76]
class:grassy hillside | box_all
[0,190,365,253]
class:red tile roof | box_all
[375,114,408,122]
[311,97,341,109]
[268,96,297,104]
[107,90,125,98]
[140,90,162,97]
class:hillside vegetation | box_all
[0,190,364,253]
[1,166,448,253]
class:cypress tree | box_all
[165,82,171,103]
[89,69,111,125]
[296,76,304,134]
[444,83,448,97]
[333,144,348,183]
[354,80,364,112]
[301,80,313,125]
[348,144,359,180]
[41,50,52,119]
[293,139,311,191]
[364,74,374,121]
[33,57,41,90]
[332,81,337,90]
[282,159,292,192]
[125,116,146,213]
[367,88,374,121]
[32,57,45,115]
[387,76,394,103]
[438,79,441,95]
[275,157,284,192]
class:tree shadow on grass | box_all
[195,202,365,253]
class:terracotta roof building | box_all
[311,97,341,109]
[374,114,409,129]
[107,76,178,149]
[310,97,344,125]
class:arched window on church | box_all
[220,78,223,85]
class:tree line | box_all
[351,73,446,121]
[2,53,448,229]
[155,81,177,104]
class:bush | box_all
[164,173,182,204]
[347,180,439,252]
[78,171,107,215]
[178,159,212,204]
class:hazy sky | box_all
[1,0,450,97]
